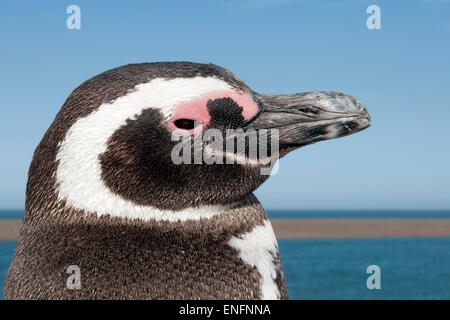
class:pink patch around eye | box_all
[167,90,259,135]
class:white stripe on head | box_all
[55,77,235,222]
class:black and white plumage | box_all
[4,62,370,299]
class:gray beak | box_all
[246,91,371,149]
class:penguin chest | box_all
[227,220,285,300]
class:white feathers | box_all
[55,76,234,222]
[227,220,280,300]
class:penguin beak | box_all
[246,91,371,151]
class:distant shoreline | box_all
[2,219,450,240]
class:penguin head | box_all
[49,62,370,218]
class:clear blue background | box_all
[1,0,449,210]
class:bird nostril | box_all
[173,118,197,130]
[298,107,319,115]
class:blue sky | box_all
[0,0,449,210]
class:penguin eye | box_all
[173,118,196,130]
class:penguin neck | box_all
[13,194,285,299]
[25,193,269,238]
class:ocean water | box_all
[0,210,23,219]
[0,241,15,299]
[268,210,450,219]
[1,238,450,299]
[2,209,450,219]
[281,238,450,299]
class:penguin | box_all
[4,62,371,299]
